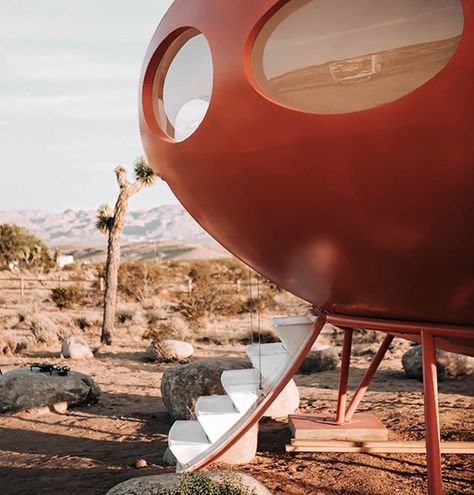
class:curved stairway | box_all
[167,314,326,472]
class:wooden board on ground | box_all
[286,440,474,454]
[289,413,388,441]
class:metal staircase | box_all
[167,314,326,472]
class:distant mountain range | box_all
[0,205,222,249]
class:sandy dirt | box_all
[0,334,472,495]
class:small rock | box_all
[402,345,474,381]
[61,336,93,360]
[106,471,273,495]
[264,379,299,418]
[52,401,68,414]
[161,358,251,420]
[146,340,194,362]
[299,343,338,373]
[134,459,148,469]
[0,367,101,413]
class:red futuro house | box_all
[140,0,473,493]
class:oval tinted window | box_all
[153,30,213,141]
[253,0,464,114]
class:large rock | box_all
[0,367,100,413]
[163,423,259,467]
[264,379,299,418]
[146,339,194,362]
[106,470,273,495]
[299,343,339,373]
[402,345,474,381]
[61,336,93,360]
[161,358,251,420]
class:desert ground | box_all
[0,260,473,495]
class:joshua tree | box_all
[96,156,156,344]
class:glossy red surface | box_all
[139,1,473,349]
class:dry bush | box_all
[238,290,275,314]
[172,263,243,321]
[0,337,17,355]
[331,327,384,345]
[116,309,134,325]
[15,313,60,344]
[50,285,84,309]
[143,317,187,342]
[118,262,163,302]
[172,285,241,321]
[235,329,279,345]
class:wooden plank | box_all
[286,440,474,454]
[289,413,388,441]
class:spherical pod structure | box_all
[139,0,473,352]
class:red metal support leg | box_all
[344,334,394,422]
[421,330,443,495]
[335,328,353,424]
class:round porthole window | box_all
[153,29,213,141]
[252,0,464,114]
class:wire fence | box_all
[0,276,270,297]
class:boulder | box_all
[161,358,251,419]
[0,367,100,413]
[299,343,339,373]
[106,470,273,495]
[162,424,259,467]
[146,339,194,362]
[61,336,93,360]
[264,379,299,418]
[402,345,474,381]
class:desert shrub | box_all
[116,309,134,325]
[118,262,163,301]
[75,316,91,330]
[236,329,279,345]
[143,317,187,343]
[0,337,17,355]
[172,264,243,321]
[173,284,241,321]
[145,309,167,326]
[0,224,54,272]
[16,313,59,343]
[136,472,257,495]
[50,285,84,309]
[238,290,275,314]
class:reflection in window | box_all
[253,0,464,114]
[154,31,213,141]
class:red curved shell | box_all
[139,1,473,343]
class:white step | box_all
[195,395,243,443]
[221,368,260,413]
[168,420,211,465]
[273,315,314,354]
[246,343,289,382]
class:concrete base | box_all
[289,412,388,441]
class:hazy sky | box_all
[0,0,176,212]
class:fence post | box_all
[99,277,105,292]
[188,278,193,294]
[20,277,24,296]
